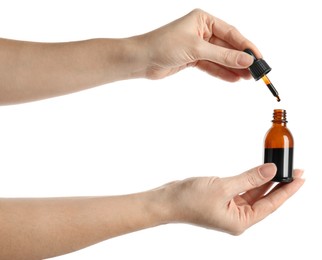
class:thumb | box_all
[199,43,254,69]
[226,163,277,197]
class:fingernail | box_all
[259,163,277,178]
[237,53,254,67]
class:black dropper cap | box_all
[244,49,271,80]
[244,49,280,102]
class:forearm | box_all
[0,191,169,259]
[0,37,147,105]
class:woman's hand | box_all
[159,163,304,235]
[0,9,260,104]
[141,9,260,82]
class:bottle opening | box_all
[272,109,287,123]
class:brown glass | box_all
[264,109,294,182]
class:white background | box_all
[1,0,321,259]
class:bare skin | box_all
[0,9,258,105]
[0,164,304,259]
[0,9,304,259]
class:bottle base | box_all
[272,176,293,183]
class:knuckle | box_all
[191,39,203,59]
[219,180,233,198]
[226,222,247,236]
[221,49,237,67]
[191,8,204,16]
[245,171,259,188]
[230,228,245,236]
[224,25,238,41]
[221,50,230,63]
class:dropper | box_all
[244,49,280,102]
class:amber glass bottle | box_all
[264,109,294,182]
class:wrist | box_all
[126,35,150,79]
[143,182,181,227]
[103,36,148,81]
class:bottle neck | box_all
[272,109,287,126]
[272,121,287,127]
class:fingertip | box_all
[237,52,254,67]
[258,163,277,179]
[243,45,262,60]
[293,169,304,178]
[232,164,276,195]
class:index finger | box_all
[211,16,262,59]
